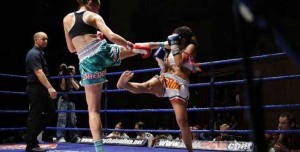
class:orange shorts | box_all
[156,73,189,103]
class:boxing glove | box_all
[153,47,167,71]
[132,43,152,58]
[97,31,104,40]
[167,34,181,56]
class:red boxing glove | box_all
[132,43,152,58]
[97,31,104,40]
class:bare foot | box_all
[117,70,134,89]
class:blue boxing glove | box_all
[167,34,181,56]
[153,47,167,71]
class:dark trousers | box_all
[24,83,55,147]
[56,95,79,141]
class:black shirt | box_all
[25,46,49,84]
[280,127,300,149]
[68,11,97,39]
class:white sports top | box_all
[168,53,193,71]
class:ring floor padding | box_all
[0,142,212,152]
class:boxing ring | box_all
[2,1,300,151]
[1,51,300,152]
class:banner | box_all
[81,137,148,147]
[0,143,57,150]
[155,139,254,151]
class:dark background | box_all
[1,0,300,141]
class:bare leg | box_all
[119,47,137,60]
[171,101,193,152]
[84,84,103,141]
[117,70,163,96]
[117,70,134,89]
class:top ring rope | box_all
[1,103,300,114]
[0,52,287,80]
[1,74,300,95]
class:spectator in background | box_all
[156,127,173,140]
[106,122,129,139]
[56,64,81,143]
[274,112,300,152]
[135,121,154,147]
[265,133,279,151]
[191,125,200,140]
[152,127,173,147]
[213,123,237,141]
[228,115,238,130]
[175,133,182,141]
[191,125,206,140]
[234,86,242,106]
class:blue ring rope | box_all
[0,52,299,137]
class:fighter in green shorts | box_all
[77,39,121,86]
[77,39,151,86]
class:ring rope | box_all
[1,51,299,150]
[0,52,287,80]
[1,103,300,114]
[1,74,300,95]
[2,127,300,135]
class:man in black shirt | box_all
[274,112,300,151]
[24,31,57,152]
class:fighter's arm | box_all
[34,69,57,99]
[63,14,77,53]
[133,41,170,50]
[174,44,196,67]
[147,41,169,50]
[70,78,80,90]
[92,14,129,48]
[106,132,117,138]
[59,72,67,91]
[60,79,66,90]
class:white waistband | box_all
[77,40,103,62]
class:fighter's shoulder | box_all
[64,12,75,18]
[63,12,74,23]
[183,43,196,54]
[83,11,103,21]
[83,11,99,17]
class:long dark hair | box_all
[173,26,198,46]
[77,0,99,4]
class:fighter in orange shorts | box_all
[117,26,201,152]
